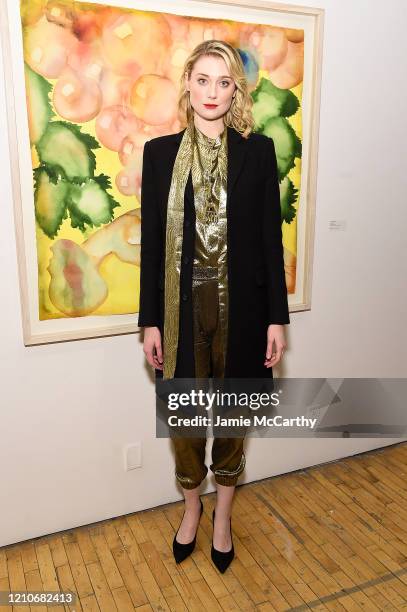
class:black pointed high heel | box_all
[211,508,235,573]
[172,497,204,563]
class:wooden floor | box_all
[1,443,406,611]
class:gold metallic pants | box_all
[172,266,246,489]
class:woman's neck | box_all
[193,116,225,139]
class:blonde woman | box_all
[139,40,289,572]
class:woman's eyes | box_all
[197,78,230,87]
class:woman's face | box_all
[185,54,236,123]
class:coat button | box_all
[183,256,190,265]
[181,293,188,301]
[185,219,191,227]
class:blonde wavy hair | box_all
[177,40,255,139]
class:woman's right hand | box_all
[143,326,163,370]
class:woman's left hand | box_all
[264,324,287,368]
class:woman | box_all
[138,40,289,573]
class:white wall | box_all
[1,0,406,547]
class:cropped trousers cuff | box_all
[212,451,246,487]
[174,450,246,489]
[175,465,209,490]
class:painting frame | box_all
[0,0,324,345]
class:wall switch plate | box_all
[124,442,142,471]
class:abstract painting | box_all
[1,0,324,344]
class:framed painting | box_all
[0,0,324,345]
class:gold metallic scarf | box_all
[163,119,228,379]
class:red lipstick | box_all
[204,104,218,108]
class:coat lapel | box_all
[225,125,248,203]
[173,125,247,210]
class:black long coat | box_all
[138,125,290,379]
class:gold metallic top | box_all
[162,119,229,379]
[191,124,226,267]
